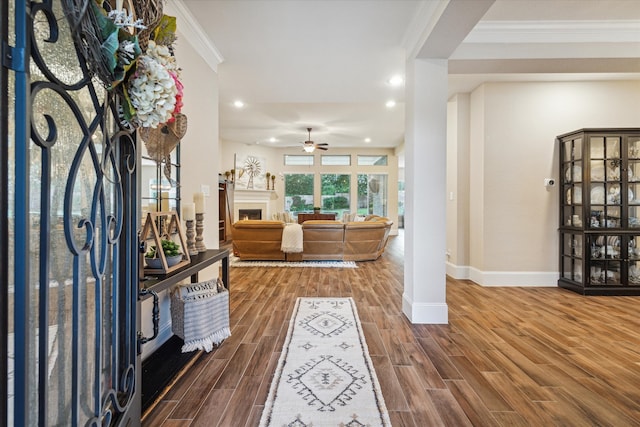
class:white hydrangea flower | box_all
[128,55,177,128]
[146,40,178,72]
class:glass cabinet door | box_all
[628,235,640,285]
[588,136,622,229]
[628,137,640,228]
[589,234,622,285]
[560,232,583,283]
[562,137,583,227]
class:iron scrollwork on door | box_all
[13,1,139,425]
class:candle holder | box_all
[185,219,198,256]
[195,213,206,252]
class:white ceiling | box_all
[181,0,640,150]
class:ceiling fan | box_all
[301,127,329,152]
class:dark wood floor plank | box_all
[427,388,473,427]
[483,371,557,426]
[370,355,410,411]
[168,358,228,420]
[142,400,178,427]
[189,389,234,427]
[380,328,413,366]
[361,321,387,356]
[243,335,277,377]
[416,336,462,380]
[393,365,445,426]
[213,343,257,390]
[401,341,447,389]
[216,376,262,427]
[449,355,512,412]
[444,379,499,426]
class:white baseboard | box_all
[402,294,448,324]
[450,264,557,287]
[446,262,470,279]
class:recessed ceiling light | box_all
[364,138,371,143]
[233,100,244,108]
[385,100,396,108]
[388,75,403,86]
[269,137,277,143]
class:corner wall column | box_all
[403,58,448,324]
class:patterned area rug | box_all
[260,297,391,427]
[230,256,358,268]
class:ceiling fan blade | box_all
[316,146,329,151]
[316,143,329,146]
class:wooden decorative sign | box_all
[142,211,191,274]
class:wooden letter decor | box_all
[142,211,191,274]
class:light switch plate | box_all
[201,184,210,196]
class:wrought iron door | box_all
[3,1,141,425]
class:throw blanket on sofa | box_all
[170,278,231,353]
[281,223,303,253]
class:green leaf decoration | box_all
[100,30,119,74]
[91,1,118,41]
[153,15,177,46]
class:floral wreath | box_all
[63,0,185,131]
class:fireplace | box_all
[239,209,262,220]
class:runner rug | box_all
[230,256,357,268]
[259,297,391,427]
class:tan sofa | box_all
[231,220,286,260]
[231,217,393,262]
[302,221,345,261]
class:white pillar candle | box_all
[194,192,205,213]
[182,202,195,221]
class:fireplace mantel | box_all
[234,189,276,203]
[233,189,277,222]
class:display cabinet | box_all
[558,128,640,295]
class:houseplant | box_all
[145,238,183,268]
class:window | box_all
[357,174,387,216]
[284,155,314,166]
[321,155,351,166]
[357,155,387,166]
[284,173,314,213]
[141,144,180,216]
[321,174,350,217]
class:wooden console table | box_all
[139,248,229,414]
[140,248,229,298]
[297,212,337,224]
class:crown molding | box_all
[465,20,640,44]
[170,0,224,72]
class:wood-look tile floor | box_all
[143,232,640,426]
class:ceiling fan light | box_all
[303,145,315,153]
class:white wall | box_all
[446,93,470,277]
[140,18,220,359]
[458,80,640,286]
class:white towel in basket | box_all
[171,278,231,353]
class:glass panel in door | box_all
[7,1,140,425]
